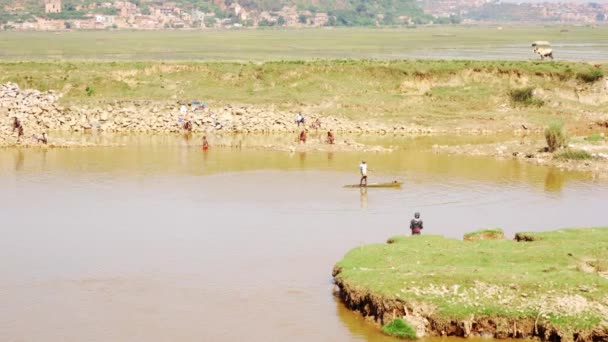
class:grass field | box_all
[0,27,606,130]
[1,59,605,129]
[334,228,608,336]
[0,26,607,61]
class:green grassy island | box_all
[333,228,608,340]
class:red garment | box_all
[202,142,209,150]
[299,132,307,142]
[328,133,335,144]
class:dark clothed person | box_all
[12,117,23,138]
[410,212,423,235]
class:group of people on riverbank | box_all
[177,107,337,150]
[295,113,335,145]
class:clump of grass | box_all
[555,149,593,160]
[382,318,417,339]
[584,133,604,144]
[577,69,604,83]
[544,122,567,152]
[514,232,540,241]
[464,228,504,241]
[508,87,544,107]
[85,85,94,97]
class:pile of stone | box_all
[1,82,435,146]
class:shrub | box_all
[85,85,94,97]
[577,69,604,83]
[555,149,593,160]
[508,87,544,107]
[544,123,567,152]
[382,318,417,339]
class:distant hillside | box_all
[1,0,433,25]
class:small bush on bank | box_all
[555,149,593,160]
[382,318,417,339]
[85,85,94,97]
[508,87,544,107]
[577,69,604,83]
[544,123,567,152]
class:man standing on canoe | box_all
[359,160,368,187]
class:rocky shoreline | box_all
[0,83,430,149]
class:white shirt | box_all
[359,163,367,175]
[180,105,187,115]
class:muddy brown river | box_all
[1,133,606,341]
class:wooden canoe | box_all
[343,181,403,188]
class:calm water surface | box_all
[1,134,606,341]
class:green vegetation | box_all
[585,133,605,144]
[85,85,94,97]
[545,122,567,152]
[577,69,604,83]
[555,149,593,160]
[508,87,544,107]
[382,318,417,339]
[463,228,504,241]
[0,26,607,61]
[0,58,605,129]
[334,228,608,334]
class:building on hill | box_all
[313,13,329,26]
[44,0,62,14]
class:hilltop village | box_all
[1,0,607,31]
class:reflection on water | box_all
[0,133,606,342]
[360,187,368,209]
[544,169,565,193]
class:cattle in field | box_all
[532,41,553,60]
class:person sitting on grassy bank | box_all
[410,212,423,235]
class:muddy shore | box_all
[433,136,608,176]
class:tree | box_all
[298,14,308,24]
[276,15,285,25]
[204,16,216,27]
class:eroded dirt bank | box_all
[332,276,608,341]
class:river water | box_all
[1,133,607,341]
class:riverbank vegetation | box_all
[555,149,593,160]
[382,318,417,339]
[333,228,608,340]
[545,122,567,152]
[0,59,606,132]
